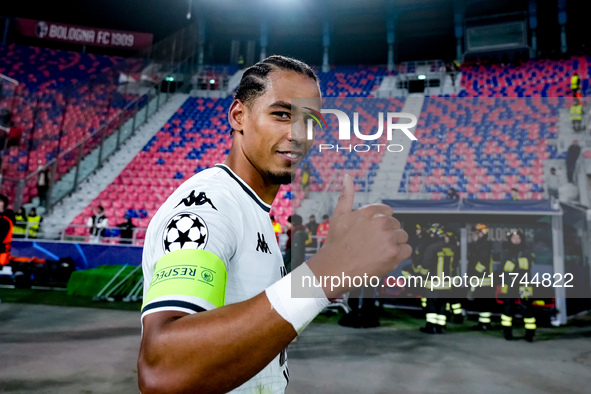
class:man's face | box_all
[309,216,315,223]
[511,190,518,197]
[236,70,320,185]
[0,201,4,212]
[511,234,521,245]
[550,169,556,175]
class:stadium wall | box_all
[10,240,142,270]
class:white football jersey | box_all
[142,164,288,393]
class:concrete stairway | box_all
[39,94,189,238]
[367,95,424,203]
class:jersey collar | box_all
[214,164,272,213]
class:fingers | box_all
[393,228,409,245]
[358,203,393,219]
[332,174,354,219]
[397,243,413,261]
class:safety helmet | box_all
[473,223,489,234]
[429,223,445,238]
[506,228,522,238]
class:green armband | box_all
[143,249,227,309]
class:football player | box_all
[138,56,411,393]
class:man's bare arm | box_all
[138,175,411,393]
[138,292,295,394]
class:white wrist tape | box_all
[265,263,330,334]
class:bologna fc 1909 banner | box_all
[15,18,153,51]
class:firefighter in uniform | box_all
[467,223,494,330]
[445,230,464,323]
[418,225,459,334]
[404,223,441,311]
[499,228,537,342]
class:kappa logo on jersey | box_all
[256,232,271,254]
[174,191,218,210]
[163,212,209,253]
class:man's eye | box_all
[273,112,290,119]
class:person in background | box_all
[499,229,537,342]
[316,214,330,247]
[570,98,584,131]
[36,166,50,208]
[13,207,27,238]
[270,215,282,244]
[566,140,581,183]
[509,188,519,200]
[546,167,561,199]
[117,216,136,244]
[7,121,23,149]
[446,187,459,199]
[418,225,458,334]
[301,162,311,199]
[305,214,318,249]
[26,207,42,239]
[283,214,307,273]
[87,206,108,243]
[570,72,580,97]
[467,223,494,331]
[0,194,15,266]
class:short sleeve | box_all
[141,181,242,321]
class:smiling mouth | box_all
[277,151,303,162]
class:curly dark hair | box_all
[234,55,319,109]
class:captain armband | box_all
[142,249,227,312]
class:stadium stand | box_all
[318,65,390,97]
[457,56,590,97]
[63,56,588,233]
[401,96,562,200]
[65,65,395,233]
[0,44,146,205]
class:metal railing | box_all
[14,222,148,246]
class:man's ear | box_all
[228,99,245,134]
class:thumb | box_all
[333,174,354,218]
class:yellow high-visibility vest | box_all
[570,105,583,120]
[571,75,579,90]
[13,214,27,235]
[272,222,282,235]
[27,215,41,238]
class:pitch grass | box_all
[0,288,141,311]
[1,288,589,340]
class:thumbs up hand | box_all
[307,174,412,298]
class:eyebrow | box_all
[268,101,292,111]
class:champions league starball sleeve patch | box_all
[163,212,209,253]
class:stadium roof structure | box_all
[382,198,562,215]
[4,0,588,64]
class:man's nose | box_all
[289,117,308,145]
